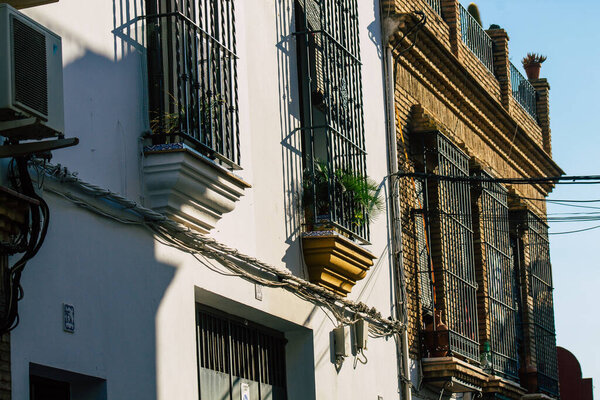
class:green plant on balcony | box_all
[467,3,482,26]
[522,53,547,80]
[302,161,382,232]
[149,93,227,137]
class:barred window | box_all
[414,178,434,314]
[473,173,519,380]
[412,130,479,362]
[526,213,559,396]
[295,0,369,241]
[196,307,287,400]
[146,0,240,167]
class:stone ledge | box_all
[143,143,250,233]
[521,394,555,400]
[483,375,527,400]
[421,356,488,392]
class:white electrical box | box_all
[354,319,368,351]
[0,3,64,140]
[333,325,351,357]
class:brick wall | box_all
[384,0,561,375]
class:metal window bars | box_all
[476,174,519,380]
[196,307,287,399]
[295,0,369,241]
[414,178,434,313]
[146,0,240,168]
[459,4,494,73]
[526,213,559,397]
[425,0,442,16]
[412,130,479,363]
[510,62,537,120]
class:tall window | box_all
[146,0,240,167]
[414,178,434,314]
[196,307,287,400]
[412,130,479,363]
[473,173,519,380]
[295,0,369,241]
[526,213,558,396]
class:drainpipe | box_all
[383,28,412,400]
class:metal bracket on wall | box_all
[0,137,79,158]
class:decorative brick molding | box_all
[531,79,552,156]
[487,29,511,110]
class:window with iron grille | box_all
[473,173,519,380]
[146,0,240,167]
[414,178,434,314]
[196,306,287,400]
[526,213,559,396]
[411,130,479,363]
[295,0,369,241]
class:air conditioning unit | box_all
[0,3,64,140]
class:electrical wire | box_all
[396,171,600,185]
[0,156,50,334]
[32,160,403,337]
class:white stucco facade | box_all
[10,0,405,399]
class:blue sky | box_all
[461,0,600,396]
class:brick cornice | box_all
[390,21,563,196]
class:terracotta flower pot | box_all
[524,63,541,80]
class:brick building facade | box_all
[382,0,562,398]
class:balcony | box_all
[510,62,538,120]
[426,0,442,16]
[146,9,240,169]
[142,1,249,233]
[295,0,376,296]
[421,356,488,393]
[459,3,494,73]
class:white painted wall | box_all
[12,0,404,399]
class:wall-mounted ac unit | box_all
[0,3,64,140]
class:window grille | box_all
[295,0,369,241]
[196,307,287,400]
[146,0,240,167]
[414,178,434,313]
[526,213,559,396]
[412,130,479,362]
[510,62,537,120]
[475,174,519,380]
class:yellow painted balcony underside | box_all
[301,233,376,297]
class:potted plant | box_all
[302,161,383,232]
[521,53,547,80]
[301,161,381,296]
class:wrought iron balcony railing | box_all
[527,214,559,397]
[146,1,240,167]
[296,0,369,242]
[510,62,537,120]
[459,4,494,73]
[425,0,442,16]
[477,176,519,381]
[412,130,480,363]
